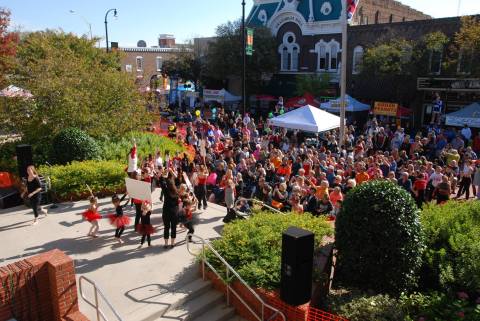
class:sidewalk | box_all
[0,189,228,320]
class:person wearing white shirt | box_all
[461,124,472,141]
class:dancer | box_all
[159,170,179,249]
[136,201,155,247]
[82,196,101,237]
[25,165,45,225]
[108,195,131,244]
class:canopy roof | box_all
[446,102,480,128]
[269,104,340,133]
[320,95,370,113]
[285,93,319,108]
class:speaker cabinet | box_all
[16,144,33,179]
[280,226,314,306]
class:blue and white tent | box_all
[446,102,480,128]
[320,95,370,113]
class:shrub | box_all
[100,131,185,161]
[335,180,424,294]
[206,211,333,290]
[52,128,101,164]
[39,160,125,200]
[421,201,480,292]
[330,293,404,321]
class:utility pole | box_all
[339,0,348,146]
[242,0,247,116]
[457,0,462,16]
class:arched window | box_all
[330,42,339,71]
[402,17,406,22]
[318,42,327,70]
[278,32,300,71]
[352,46,364,74]
[389,14,394,23]
[429,49,443,75]
[375,11,380,24]
[315,40,340,72]
[136,56,144,72]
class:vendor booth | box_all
[285,93,320,109]
[320,95,370,113]
[446,102,480,128]
[269,105,341,133]
[203,89,241,111]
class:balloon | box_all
[268,112,274,118]
[195,110,201,117]
[212,108,217,114]
[168,125,174,131]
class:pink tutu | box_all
[108,214,131,228]
[83,209,102,222]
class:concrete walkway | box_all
[0,189,228,321]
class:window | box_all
[278,32,300,71]
[362,15,369,25]
[375,11,380,24]
[429,50,442,75]
[402,17,406,22]
[352,46,364,74]
[156,57,162,72]
[125,64,132,73]
[315,39,340,72]
[389,14,394,23]
[136,56,144,72]
[457,50,472,74]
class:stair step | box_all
[160,290,225,321]
[192,304,236,321]
[125,278,212,321]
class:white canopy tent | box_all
[269,105,341,133]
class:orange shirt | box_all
[329,191,343,208]
[355,172,370,185]
[277,165,291,177]
[315,186,329,199]
[271,157,282,169]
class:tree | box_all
[2,31,151,142]
[0,8,19,87]
[294,74,330,96]
[162,52,202,87]
[453,16,480,76]
[204,20,277,94]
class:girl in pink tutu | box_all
[136,201,155,247]
[108,195,131,244]
[82,196,101,237]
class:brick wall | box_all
[0,249,89,321]
[353,0,431,25]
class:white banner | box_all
[125,178,152,202]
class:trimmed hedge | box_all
[335,180,424,294]
[52,127,101,164]
[39,160,126,200]
[206,211,333,290]
[421,201,480,292]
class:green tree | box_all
[204,20,277,94]
[162,52,202,87]
[452,16,480,76]
[2,30,150,142]
[294,73,330,96]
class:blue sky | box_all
[3,0,479,47]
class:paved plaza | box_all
[0,189,229,321]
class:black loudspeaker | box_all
[0,187,23,209]
[16,144,33,179]
[280,226,314,306]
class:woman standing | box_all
[195,164,209,210]
[25,165,45,225]
[160,170,179,249]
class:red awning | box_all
[397,106,412,117]
[285,93,319,108]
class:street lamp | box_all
[69,10,93,40]
[104,8,117,52]
[241,0,246,116]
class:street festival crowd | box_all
[29,97,477,247]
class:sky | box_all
[3,0,480,47]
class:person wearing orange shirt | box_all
[355,167,370,185]
[277,158,292,180]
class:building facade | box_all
[247,0,430,81]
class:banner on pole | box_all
[246,28,254,56]
[347,0,360,23]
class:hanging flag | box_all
[347,0,360,23]
[246,28,254,56]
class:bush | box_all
[330,293,404,321]
[100,131,185,161]
[421,201,480,292]
[206,211,333,290]
[335,180,424,294]
[39,160,125,200]
[52,128,101,164]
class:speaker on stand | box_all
[280,226,314,306]
[16,144,33,179]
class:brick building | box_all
[352,0,430,25]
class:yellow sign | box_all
[374,102,398,116]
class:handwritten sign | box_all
[374,102,398,117]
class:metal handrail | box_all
[234,198,285,217]
[78,276,124,321]
[186,234,286,321]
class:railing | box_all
[78,276,124,321]
[234,198,284,218]
[186,234,286,321]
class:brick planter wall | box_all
[0,249,89,321]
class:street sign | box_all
[246,28,254,56]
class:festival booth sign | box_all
[373,101,398,116]
[285,93,320,109]
[203,89,225,104]
[446,102,480,128]
[320,95,370,113]
[269,105,341,133]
